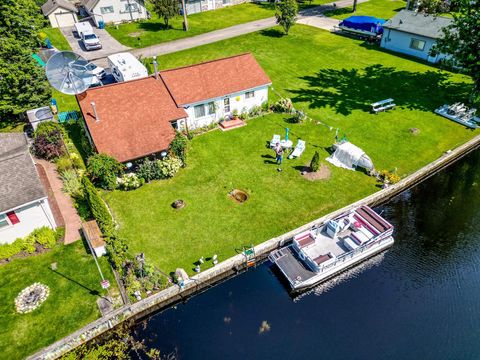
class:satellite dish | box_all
[45,51,95,95]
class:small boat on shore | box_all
[434,104,480,129]
[269,205,394,292]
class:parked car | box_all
[108,53,148,83]
[74,22,102,51]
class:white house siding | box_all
[186,0,250,14]
[178,86,268,130]
[90,0,148,26]
[48,7,78,28]
[0,199,56,245]
[381,29,448,63]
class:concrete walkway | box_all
[35,159,82,244]
[90,0,368,67]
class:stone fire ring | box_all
[15,283,50,314]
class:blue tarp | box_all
[339,16,386,34]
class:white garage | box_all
[41,0,79,28]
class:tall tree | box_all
[433,0,480,103]
[353,0,357,12]
[275,0,298,35]
[0,38,50,118]
[151,0,179,28]
[0,0,45,47]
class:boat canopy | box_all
[326,141,374,171]
[339,16,385,34]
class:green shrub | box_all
[32,227,57,248]
[290,110,307,123]
[0,240,24,260]
[74,198,93,220]
[56,156,73,172]
[136,159,159,182]
[21,235,37,254]
[157,157,182,178]
[117,173,144,190]
[249,105,262,117]
[61,169,84,198]
[271,98,294,113]
[70,152,85,170]
[169,132,188,165]
[82,176,114,235]
[87,153,124,190]
[310,151,320,172]
[261,101,269,112]
[32,126,65,160]
[35,121,65,138]
[105,233,129,271]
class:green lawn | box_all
[325,0,406,19]
[42,28,72,51]
[0,241,117,359]
[104,24,475,275]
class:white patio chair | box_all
[289,140,306,159]
[270,134,281,148]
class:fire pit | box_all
[172,199,186,209]
[229,189,249,203]
[15,283,50,314]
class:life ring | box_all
[299,252,306,261]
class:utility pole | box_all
[181,0,189,31]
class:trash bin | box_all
[98,20,105,29]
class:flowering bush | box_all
[117,173,144,190]
[136,159,160,182]
[271,98,294,113]
[157,157,182,178]
[87,153,124,190]
[15,283,50,314]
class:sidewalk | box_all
[90,0,368,67]
[35,159,82,244]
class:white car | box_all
[81,32,102,51]
[68,60,106,87]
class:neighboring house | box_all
[76,53,271,163]
[381,10,453,63]
[160,53,271,131]
[41,0,79,28]
[184,0,251,15]
[0,133,56,245]
[82,0,148,27]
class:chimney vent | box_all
[91,101,100,122]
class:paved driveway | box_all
[60,26,130,61]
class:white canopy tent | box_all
[326,141,374,171]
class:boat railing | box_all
[318,235,391,273]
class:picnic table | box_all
[371,98,395,114]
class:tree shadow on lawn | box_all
[288,64,472,116]
[260,29,285,38]
[138,22,175,32]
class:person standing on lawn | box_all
[275,142,284,165]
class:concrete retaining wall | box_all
[27,133,480,360]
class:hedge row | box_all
[82,176,114,235]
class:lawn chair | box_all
[270,134,281,148]
[289,140,306,159]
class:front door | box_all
[224,98,230,117]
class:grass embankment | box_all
[325,0,406,19]
[103,24,475,275]
[42,28,71,51]
[0,241,117,359]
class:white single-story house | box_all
[41,0,79,28]
[184,0,251,15]
[77,53,271,163]
[160,53,271,131]
[82,0,148,27]
[381,10,453,63]
[0,133,56,245]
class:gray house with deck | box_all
[380,10,453,63]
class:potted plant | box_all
[232,109,239,120]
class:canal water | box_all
[133,150,480,360]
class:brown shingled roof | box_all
[160,53,272,106]
[77,77,187,162]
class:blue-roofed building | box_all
[380,10,453,63]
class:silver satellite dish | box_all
[45,51,95,95]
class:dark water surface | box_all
[134,150,480,360]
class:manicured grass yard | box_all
[325,0,406,20]
[104,24,475,275]
[0,242,117,359]
[42,28,72,51]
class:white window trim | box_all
[0,214,12,230]
[194,102,216,119]
[245,91,255,99]
[410,38,426,51]
[100,6,114,14]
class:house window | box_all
[194,104,206,118]
[125,3,140,12]
[224,98,230,112]
[222,0,230,4]
[0,214,9,228]
[207,102,215,115]
[245,91,255,99]
[410,38,426,51]
[100,6,114,14]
